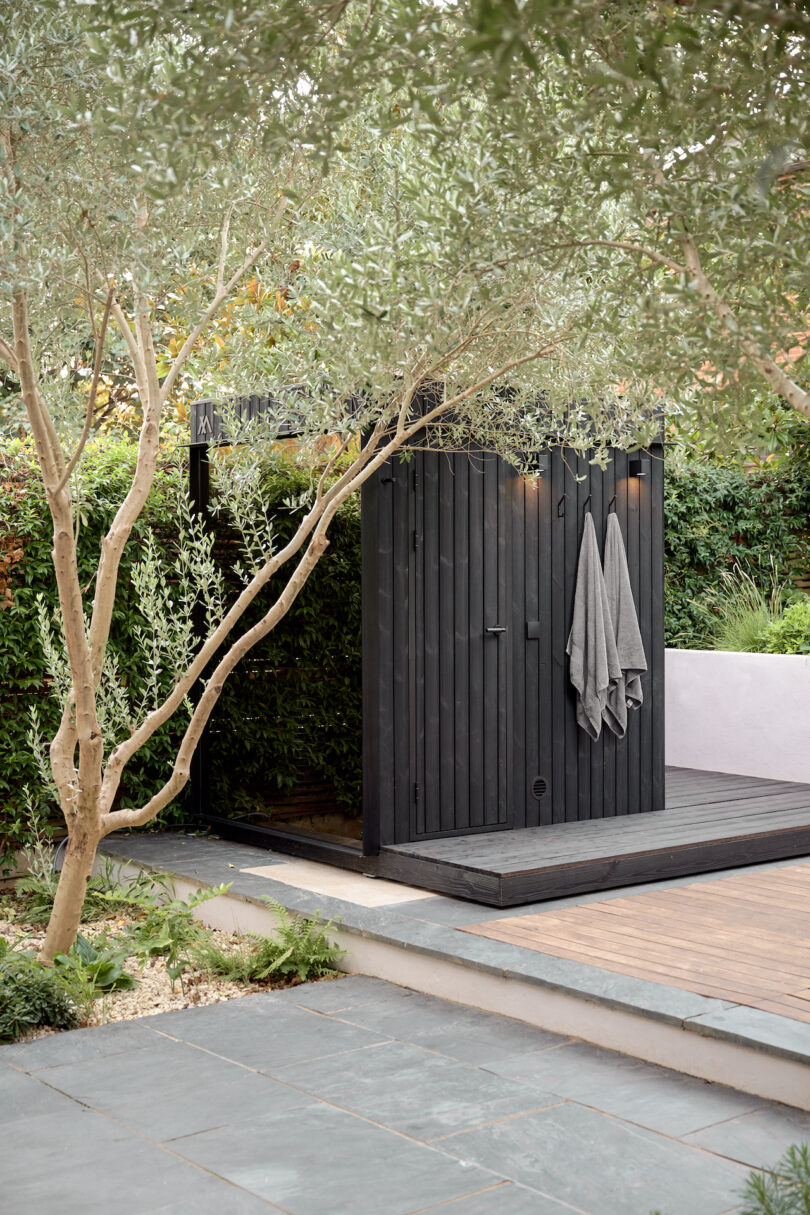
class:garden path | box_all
[4,974,809,1214]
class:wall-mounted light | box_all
[629,455,651,477]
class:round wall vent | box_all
[531,776,549,801]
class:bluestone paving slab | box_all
[171,1101,496,1215]
[684,1104,810,1170]
[3,1139,219,1215]
[140,1177,284,1215]
[441,1101,751,1215]
[336,987,569,1065]
[276,973,399,1013]
[0,1062,83,1124]
[0,1102,209,1215]
[39,1034,312,1141]
[485,1040,765,1137]
[271,1039,561,1139]
[416,1182,582,1214]
[147,992,389,1070]
[510,952,731,1023]
[686,1004,810,1062]
[0,1019,159,1070]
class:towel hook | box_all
[608,494,617,513]
[582,493,592,515]
[557,493,567,518]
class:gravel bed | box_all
[1,914,320,1037]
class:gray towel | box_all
[566,513,622,740]
[602,512,647,738]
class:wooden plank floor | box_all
[462,862,810,1024]
[380,767,810,904]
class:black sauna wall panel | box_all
[363,444,665,850]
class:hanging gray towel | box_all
[566,512,622,740]
[602,512,647,738]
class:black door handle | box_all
[486,626,507,635]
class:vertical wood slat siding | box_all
[627,447,642,814]
[587,459,605,823]
[550,450,567,825]
[576,452,591,823]
[638,447,653,819]
[439,456,456,833]
[615,450,630,818]
[496,457,510,827]
[537,458,554,827]
[517,477,533,830]
[563,453,580,823]
[454,456,471,834]
[392,456,412,843]
[602,456,617,817]
[361,465,383,852]
[423,454,441,834]
[413,453,426,837]
[468,457,485,829]
[364,442,665,847]
[651,444,666,814]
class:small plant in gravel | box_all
[192,901,344,985]
[52,931,139,1019]
[123,884,230,988]
[13,857,167,926]
[741,1144,810,1215]
[0,941,80,1042]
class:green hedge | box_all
[0,442,193,859]
[206,454,362,818]
[0,440,362,862]
[664,456,810,649]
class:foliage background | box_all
[0,441,362,863]
[664,456,810,649]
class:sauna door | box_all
[410,451,511,838]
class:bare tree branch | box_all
[53,287,115,495]
[0,334,19,374]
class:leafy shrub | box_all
[665,455,810,649]
[192,899,343,985]
[0,942,79,1042]
[760,598,810,655]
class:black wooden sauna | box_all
[187,394,680,903]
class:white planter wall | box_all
[666,649,810,784]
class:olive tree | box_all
[80,0,809,452]
[1,7,658,959]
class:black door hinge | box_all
[414,782,421,802]
[413,530,421,550]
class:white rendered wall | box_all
[666,649,810,784]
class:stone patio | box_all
[6,974,810,1214]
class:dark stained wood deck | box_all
[461,862,810,1024]
[378,767,810,905]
